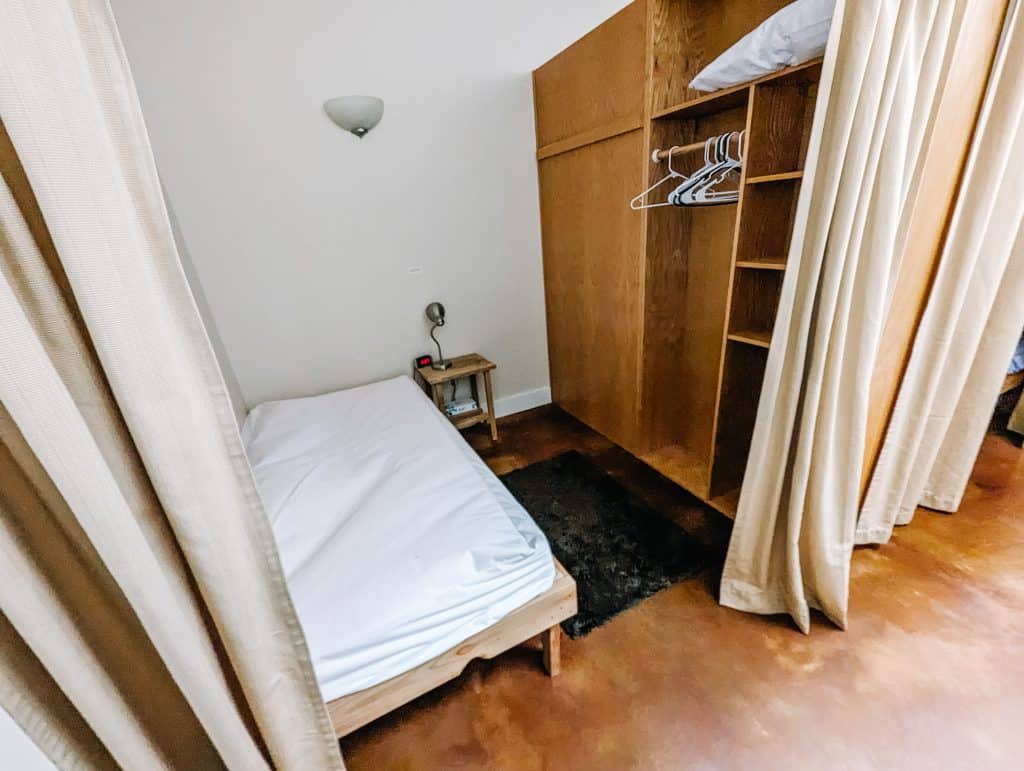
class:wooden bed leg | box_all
[541,624,561,677]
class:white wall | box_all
[110,0,632,412]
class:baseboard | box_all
[494,386,552,418]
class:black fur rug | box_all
[501,451,708,637]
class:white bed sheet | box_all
[241,375,554,702]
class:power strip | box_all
[445,398,478,417]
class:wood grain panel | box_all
[536,115,642,161]
[735,179,801,265]
[728,269,783,346]
[533,1,647,149]
[538,130,646,450]
[649,0,792,113]
[640,443,709,498]
[710,342,768,498]
[745,63,822,176]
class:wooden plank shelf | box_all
[709,488,740,520]
[449,408,488,430]
[639,444,710,501]
[736,259,786,271]
[746,170,803,185]
[653,58,823,121]
[653,83,749,120]
[727,330,772,349]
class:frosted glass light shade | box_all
[323,95,384,138]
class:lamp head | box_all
[323,95,384,138]
[424,302,451,370]
[425,302,446,326]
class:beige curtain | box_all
[719,0,975,632]
[0,1,343,769]
[859,0,1024,537]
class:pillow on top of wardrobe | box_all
[689,0,835,92]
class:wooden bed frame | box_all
[326,559,577,737]
[1002,371,1024,395]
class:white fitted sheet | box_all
[241,375,554,702]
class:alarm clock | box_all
[414,354,433,368]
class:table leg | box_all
[542,624,561,677]
[483,370,498,441]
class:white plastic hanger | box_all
[675,131,744,206]
[692,130,744,204]
[668,136,723,206]
[629,146,689,210]
[692,131,744,204]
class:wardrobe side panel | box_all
[538,131,646,450]
[533,1,647,150]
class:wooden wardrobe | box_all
[533,0,820,516]
[534,0,1006,515]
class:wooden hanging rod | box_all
[652,132,742,163]
[652,140,705,162]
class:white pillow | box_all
[689,0,835,92]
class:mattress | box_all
[241,375,554,702]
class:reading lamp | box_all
[425,302,452,370]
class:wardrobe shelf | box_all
[727,330,772,349]
[450,409,488,430]
[654,84,749,121]
[639,444,710,500]
[736,259,786,271]
[533,4,822,518]
[746,170,803,185]
[709,488,740,520]
[653,58,824,121]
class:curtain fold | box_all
[859,0,1024,534]
[0,1,343,768]
[719,0,971,632]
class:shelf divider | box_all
[746,170,803,185]
[727,330,772,349]
[736,259,786,271]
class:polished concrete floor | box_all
[340,406,1024,770]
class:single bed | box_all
[242,374,576,735]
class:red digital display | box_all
[415,355,433,367]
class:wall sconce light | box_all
[323,95,384,138]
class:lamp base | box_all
[431,359,453,371]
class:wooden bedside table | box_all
[416,353,498,440]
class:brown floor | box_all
[340,406,1024,771]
